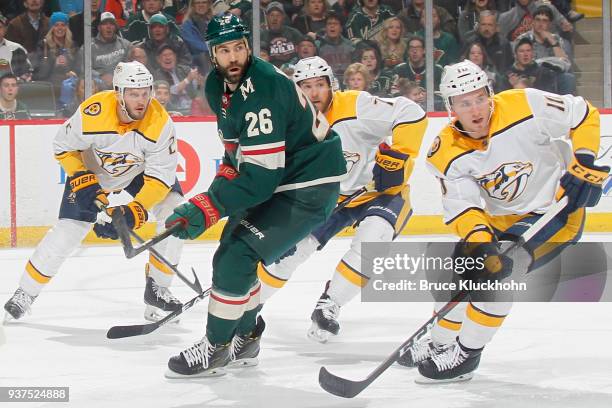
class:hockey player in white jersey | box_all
[257,56,428,342]
[400,60,609,383]
[4,61,185,324]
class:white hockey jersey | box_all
[326,90,427,206]
[54,90,178,210]
[426,88,600,240]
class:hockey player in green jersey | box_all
[163,13,347,378]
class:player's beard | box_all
[219,61,247,85]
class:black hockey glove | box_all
[69,171,108,214]
[372,147,410,192]
[454,241,513,282]
[93,201,148,240]
[559,153,610,212]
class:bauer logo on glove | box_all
[372,147,410,192]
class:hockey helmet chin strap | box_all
[448,87,495,139]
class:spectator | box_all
[318,12,353,85]
[343,62,370,91]
[498,0,572,42]
[60,77,100,117]
[416,6,459,67]
[398,0,458,40]
[5,0,50,55]
[33,12,78,99]
[261,2,303,67]
[1,1,26,21]
[353,40,392,96]
[153,79,182,115]
[506,36,557,92]
[345,0,394,43]
[104,0,132,27]
[140,13,193,72]
[397,78,425,109]
[259,42,271,62]
[227,0,252,18]
[376,16,408,69]
[515,5,574,94]
[392,36,443,98]
[462,41,506,92]
[58,0,82,16]
[550,0,584,23]
[242,0,272,31]
[0,73,30,119]
[79,12,132,90]
[0,12,33,81]
[295,37,318,59]
[457,0,495,44]
[180,0,212,73]
[151,44,199,114]
[128,44,149,66]
[464,10,514,72]
[124,0,180,42]
[293,0,329,39]
[68,0,102,48]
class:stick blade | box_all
[107,323,157,339]
[318,366,367,398]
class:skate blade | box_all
[144,305,180,324]
[164,367,226,379]
[227,357,259,368]
[307,322,334,344]
[3,312,15,325]
[415,372,474,384]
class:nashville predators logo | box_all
[343,151,360,173]
[477,161,533,202]
[83,102,101,116]
[95,149,144,177]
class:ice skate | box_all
[228,316,266,368]
[307,286,340,343]
[143,277,182,323]
[397,334,448,368]
[416,340,482,384]
[4,288,37,323]
[166,336,230,378]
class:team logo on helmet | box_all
[95,149,144,177]
[477,161,533,202]
[83,102,102,116]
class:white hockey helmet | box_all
[439,60,492,112]
[113,61,154,121]
[293,56,339,90]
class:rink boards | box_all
[3,112,612,247]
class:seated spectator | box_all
[318,12,353,86]
[457,0,495,44]
[506,36,558,92]
[392,36,443,98]
[33,12,78,98]
[78,12,132,90]
[103,0,132,27]
[397,78,425,109]
[462,41,507,92]
[550,0,583,23]
[1,1,26,21]
[0,72,30,119]
[0,12,33,81]
[59,77,100,117]
[464,10,514,73]
[57,0,82,16]
[151,44,200,114]
[227,0,252,18]
[498,0,572,42]
[293,0,329,39]
[5,0,49,56]
[295,37,317,60]
[376,16,408,69]
[128,44,149,66]
[153,79,183,115]
[416,6,459,67]
[353,40,393,96]
[140,13,192,71]
[180,0,212,74]
[345,0,394,43]
[124,0,180,42]
[343,62,370,91]
[242,0,271,31]
[261,2,303,67]
[69,0,102,48]
[398,0,458,40]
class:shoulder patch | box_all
[428,136,441,158]
[83,102,101,116]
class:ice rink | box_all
[1,237,612,408]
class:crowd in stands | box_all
[0,0,587,119]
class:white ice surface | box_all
[1,237,611,408]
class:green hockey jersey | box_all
[205,57,347,217]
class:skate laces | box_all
[408,336,436,363]
[315,296,340,320]
[151,280,179,304]
[182,338,214,368]
[12,289,35,313]
[431,343,468,371]
[230,335,246,361]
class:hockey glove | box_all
[69,171,109,214]
[558,153,610,212]
[165,193,221,240]
[372,147,409,192]
[454,241,513,282]
[93,201,148,240]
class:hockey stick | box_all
[111,211,203,294]
[318,196,569,398]
[334,184,373,214]
[107,287,212,339]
